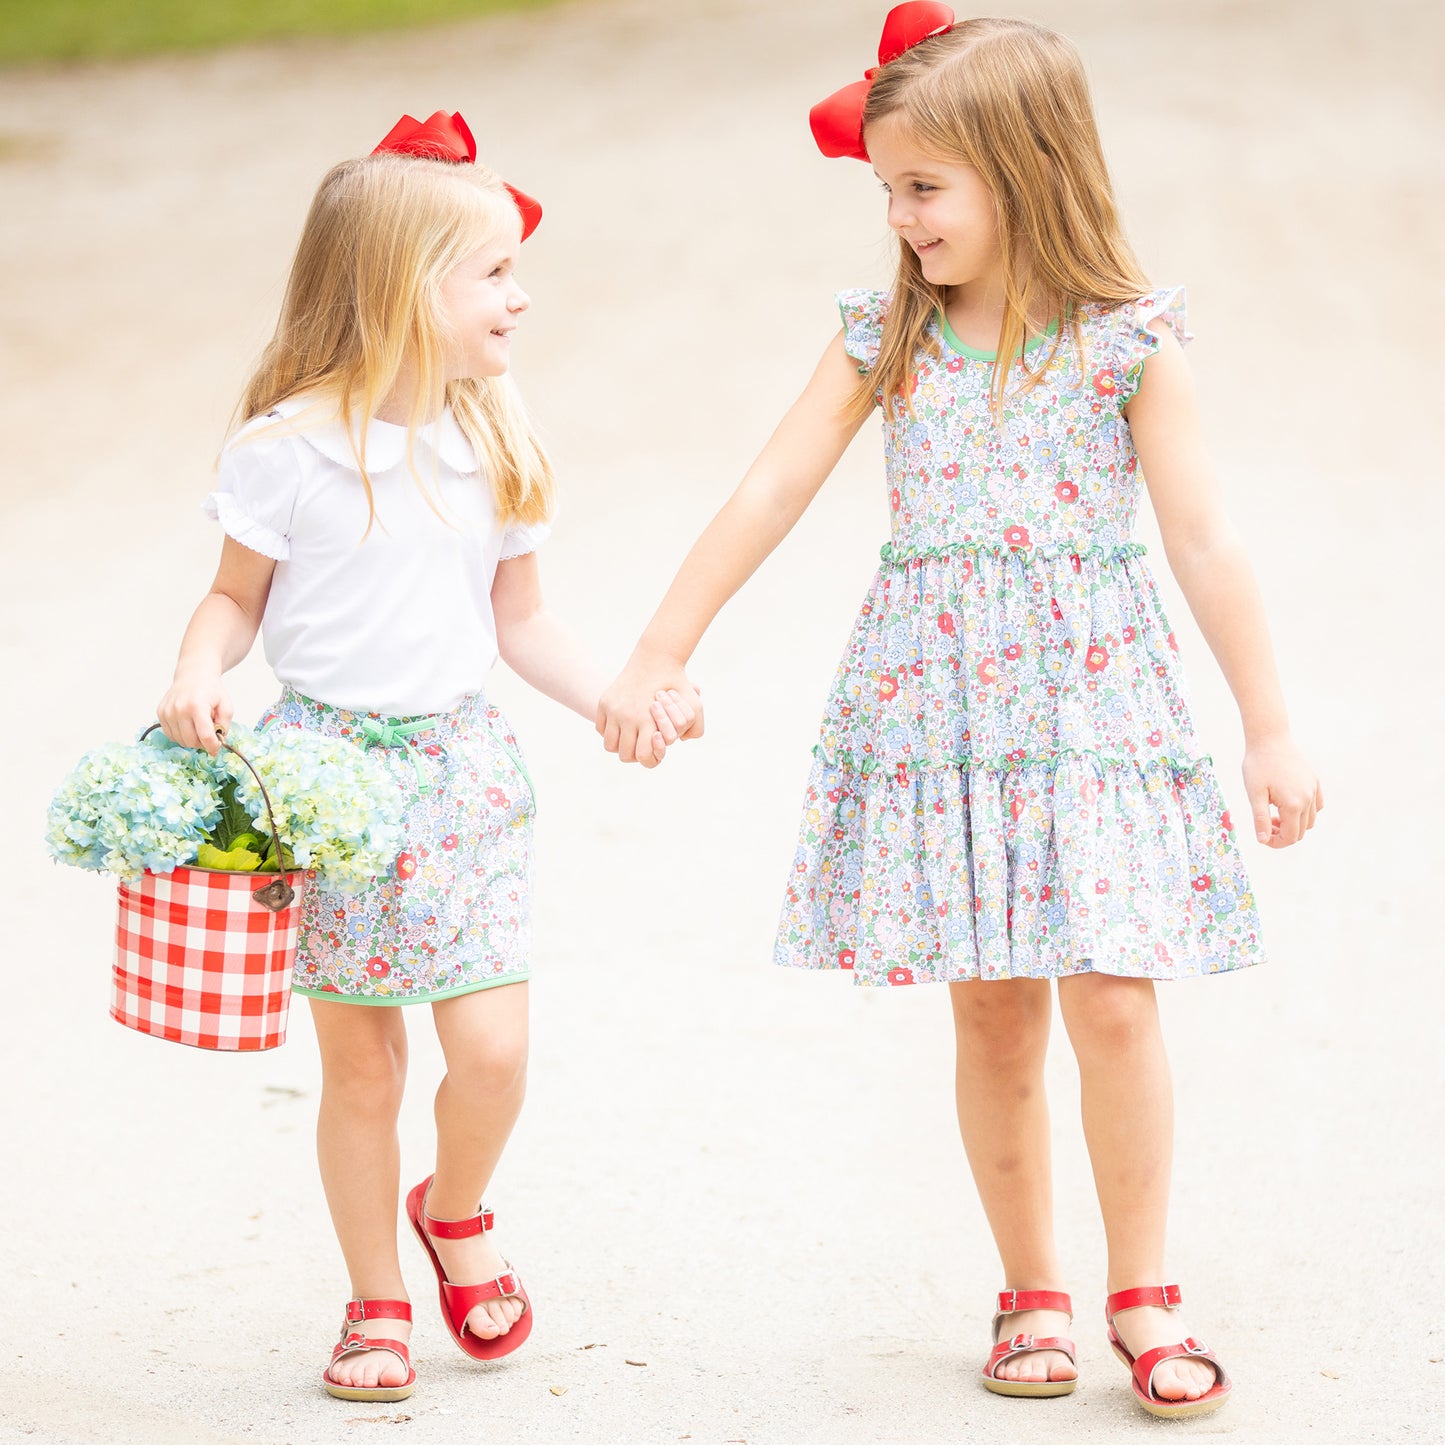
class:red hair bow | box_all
[372,110,542,242]
[809,3,955,161]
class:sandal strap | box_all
[1135,1338,1227,1400]
[1106,1282,1182,1318]
[995,1288,1072,1317]
[343,1297,413,1325]
[442,1269,521,1317]
[329,1332,412,1370]
[984,1332,1077,1379]
[423,1203,495,1239]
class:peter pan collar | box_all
[265,395,478,476]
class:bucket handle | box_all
[141,724,296,913]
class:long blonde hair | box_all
[236,152,554,528]
[854,17,1151,423]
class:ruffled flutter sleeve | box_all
[1114,286,1192,405]
[836,288,888,377]
[203,426,306,561]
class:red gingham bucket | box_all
[113,865,306,1051]
[111,726,308,1051]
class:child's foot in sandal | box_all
[427,1213,526,1340]
[322,1299,415,1401]
[1106,1284,1230,1417]
[982,1289,1078,1396]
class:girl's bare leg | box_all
[949,979,1075,1384]
[310,997,411,1390]
[1057,972,1219,1402]
[425,981,530,1339]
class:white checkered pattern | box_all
[113,867,305,1052]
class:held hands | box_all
[597,648,704,769]
[156,672,232,756]
[1242,735,1323,847]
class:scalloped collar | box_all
[264,394,478,476]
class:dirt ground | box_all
[2,1,1443,1441]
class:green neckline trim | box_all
[937,310,1061,362]
[881,540,1146,565]
[293,972,529,1006]
[810,746,1214,779]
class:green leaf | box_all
[196,842,263,873]
[209,773,258,851]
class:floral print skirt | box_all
[258,687,534,1005]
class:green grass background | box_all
[0,0,568,65]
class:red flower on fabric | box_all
[839,949,856,969]
[1193,875,1212,892]
[1122,625,1137,643]
[976,657,999,685]
[395,853,417,881]
[1167,632,1179,652]
[887,967,915,986]
[938,612,956,636]
[1007,748,1026,763]
[1004,644,1023,662]
[485,787,509,808]
[1147,729,1162,746]
[1085,645,1109,673]
[321,983,342,993]
[1055,480,1079,503]
[1092,367,1117,396]
[890,488,902,511]
[877,675,901,702]
[441,833,459,851]
[947,355,965,372]
[959,558,974,582]
[1010,796,1025,821]
[1222,811,1234,832]
[1096,878,1110,894]
[942,462,960,479]
[366,957,390,978]
[1155,942,1171,962]
[1040,885,1053,901]
[423,744,442,756]
[1050,598,1064,621]
[1004,525,1031,549]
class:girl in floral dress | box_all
[599,8,1321,1421]
[157,112,691,1403]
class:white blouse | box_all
[204,396,548,717]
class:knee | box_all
[952,982,1049,1066]
[446,1033,529,1101]
[323,1034,407,1113]
[1060,977,1157,1055]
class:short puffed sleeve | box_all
[498,519,551,561]
[836,288,889,375]
[1113,287,1192,405]
[202,421,307,561]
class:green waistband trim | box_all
[881,540,1147,566]
[811,745,1213,779]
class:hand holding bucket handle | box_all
[141,723,296,913]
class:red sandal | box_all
[321,1298,417,1402]
[1105,1284,1231,1419]
[981,1288,1078,1398]
[405,1174,533,1360]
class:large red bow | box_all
[372,110,542,242]
[809,3,956,162]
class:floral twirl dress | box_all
[774,287,1264,986]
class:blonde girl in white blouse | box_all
[157,113,694,1402]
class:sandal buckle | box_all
[997,1289,1018,1314]
[344,1299,367,1324]
[1161,1282,1182,1309]
[1009,1332,1034,1351]
[495,1271,517,1295]
[1184,1337,1208,1354]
